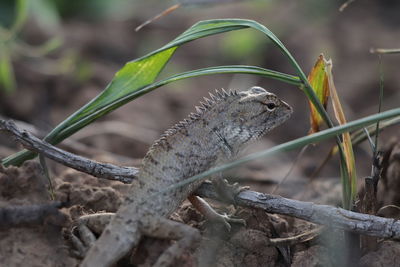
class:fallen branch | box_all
[0,120,138,183]
[196,183,400,240]
[0,202,68,228]
[3,119,400,240]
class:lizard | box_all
[71,86,293,267]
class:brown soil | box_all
[3,149,400,266]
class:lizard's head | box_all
[224,86,293,148]
[165,86,292,158]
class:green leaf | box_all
[3,19,304,166]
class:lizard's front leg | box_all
[188,195,245,231]
[140,215,201,267]
[212,175,249,204]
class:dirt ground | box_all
[1,1,400,266]
[1,142,400,266]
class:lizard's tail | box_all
[80,217,141,267]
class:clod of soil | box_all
[359,241,400,267]
[0,161,77,267]
[291,245,333,267]
[379,137,400,208]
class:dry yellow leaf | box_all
[324,58,357,204]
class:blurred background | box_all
[1,0,399,201]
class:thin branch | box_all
[196,183,400,239]
[0,120,138,183]
[135,4,181,32]
[370,48,400,54]
[339,0,357,12]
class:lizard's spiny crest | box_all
[195,88,237,112]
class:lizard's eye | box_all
[266,103,276,111]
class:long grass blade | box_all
[161,108,400,195]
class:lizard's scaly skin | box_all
[80,87,292,266]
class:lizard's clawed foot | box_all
[68,213,114,258]
[213,179,249,205]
